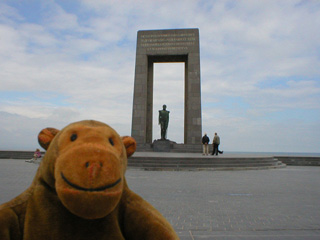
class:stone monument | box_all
[131,28,202,151]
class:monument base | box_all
[152,139,175,152]
[136,143,204,153]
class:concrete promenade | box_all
[0,159,319,239]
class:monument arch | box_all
[131,29,202,149]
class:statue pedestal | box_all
[152,140,173,152]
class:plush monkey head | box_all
[37,120,136,220]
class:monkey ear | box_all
[122,136,137,158]
[38,128,60,150]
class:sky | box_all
[0,0,319,153]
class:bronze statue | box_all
[158,105,170,140]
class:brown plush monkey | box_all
[0,120,179,240]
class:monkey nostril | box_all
[85,162,103,168]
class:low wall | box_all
[275,156,320,166]
[0,151,44,159]
[0,151,319,166]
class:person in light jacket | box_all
[212,132,223,156]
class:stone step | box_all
[128,161,286,171]
[129,157,277,162]
[128,162,280,168]
[128,154,284,170]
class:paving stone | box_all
[0,159,320,239]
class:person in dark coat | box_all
[202,133,210,155]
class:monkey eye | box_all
[109,138,114,146]
[70,133,77,142]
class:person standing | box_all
[212,132,223,156]
[202,133,210,155]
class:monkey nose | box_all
[86,161,103,179]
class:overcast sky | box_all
[0,0,319,153]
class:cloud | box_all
[0,0,319,152]
[0,111,68,150]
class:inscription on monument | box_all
[140,33,196,51]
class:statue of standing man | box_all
[158,104,170,140]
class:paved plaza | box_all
[0,159,319,239]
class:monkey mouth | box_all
[61,173,121,192]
